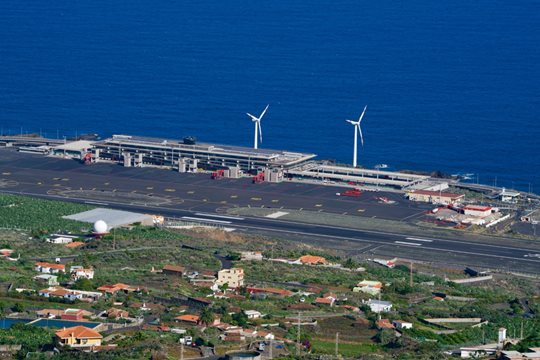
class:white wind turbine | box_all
[346,105,368,167]
[246,104,269,149]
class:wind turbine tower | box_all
[246,104,269,149]
[346,105,368,167]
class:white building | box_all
[240,251,263,261]
[463,205,493,218]
[216,268,244,289]
[353,280,383,295]
[392,320,413,330]
[500,189,520,203]
[244,310,262,319]
[365,299,392,313]
[70,266,94,280]
[47,234,79,244]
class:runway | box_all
[2,149,540,272]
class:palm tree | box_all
[200,307,215,326]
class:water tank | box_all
[225,351,261,360]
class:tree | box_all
[232,311,248,327]
[343,258,358,269]
[12,302,25,313]
[72,278,94,291]
[200,307,215,326]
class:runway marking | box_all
[131,190,137,193]
[202,198,208,202]
[104,182,110,186]
[266,211,289,219]
[406,237,434,243]
[315,204,323,207]
[53,177,60,180]
[2,172,10,175]
[61,178,69,181]
[220,201,227,204]
[53,183,61,187]
[146,186,153,190]
[271,199,279,203]
[357,209,365,212]
[181,216,232,224]
[230,195,238,198]
[395,241,422,246]
[165,189,175,192]
[195,213,245,221]
[112,189,117,192]
[251,197,261,201]
[37,182,42,185]
[187,191,195,194]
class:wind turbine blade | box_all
[358,125,364,147]
[259,104,269,120]
[358,105,368,123]
[346,120,355,125]
[246,113,257,121]
[258,121,263,143]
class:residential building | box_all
[35,262,65,274]
[162,265,186,276]
[70,266,94,280]
[376,319,395,330]
[61,309,86,321]
[97,283,142,294]
[33,274,59,286]
[216,268,244,289]
[106,308,129,319]
[354,280,383,295]
[38,287,103,302]
[366,299,393,313]
[314,297,335,306]
[298,255,327,265]
[240,251,263,261]
[407,189,464,205]
[393,320,413,330]
[244,310,262,319]
[175,314,200,324]
[55,326,102,349]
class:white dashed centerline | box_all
[405,237,434,243]
[395,241,422,246]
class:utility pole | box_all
[335,332,339,358]
[297,312,301,357]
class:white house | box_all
[353,280,383,295]
[392,320,413,330]
[35,262,65,274]
[240,251,263,261]
[244,310,262,319]
[366,299,392,313]
[500,189,520,203]
[70,266,94,280]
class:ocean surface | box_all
[0,1,539,191]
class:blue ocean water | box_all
[0,1,538,191]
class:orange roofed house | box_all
[97,283,142,295]
[55,326,102,349]
[35,262,65,274]
[298,255,327,265]
[175,314,200,324]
